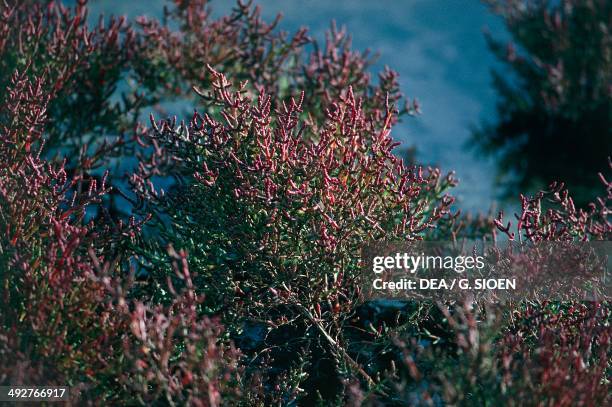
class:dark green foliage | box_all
[472,0,612,206]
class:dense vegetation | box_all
[0,1,609,405]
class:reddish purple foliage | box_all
[0,0,609,405]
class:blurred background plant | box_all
[472,0,612,207]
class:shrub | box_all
[345,177,611,405]
[472,0,612,206]
[131,66,455,403]
[370,301,611,407]
[0,3,240,403]
[1,0,430,403]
